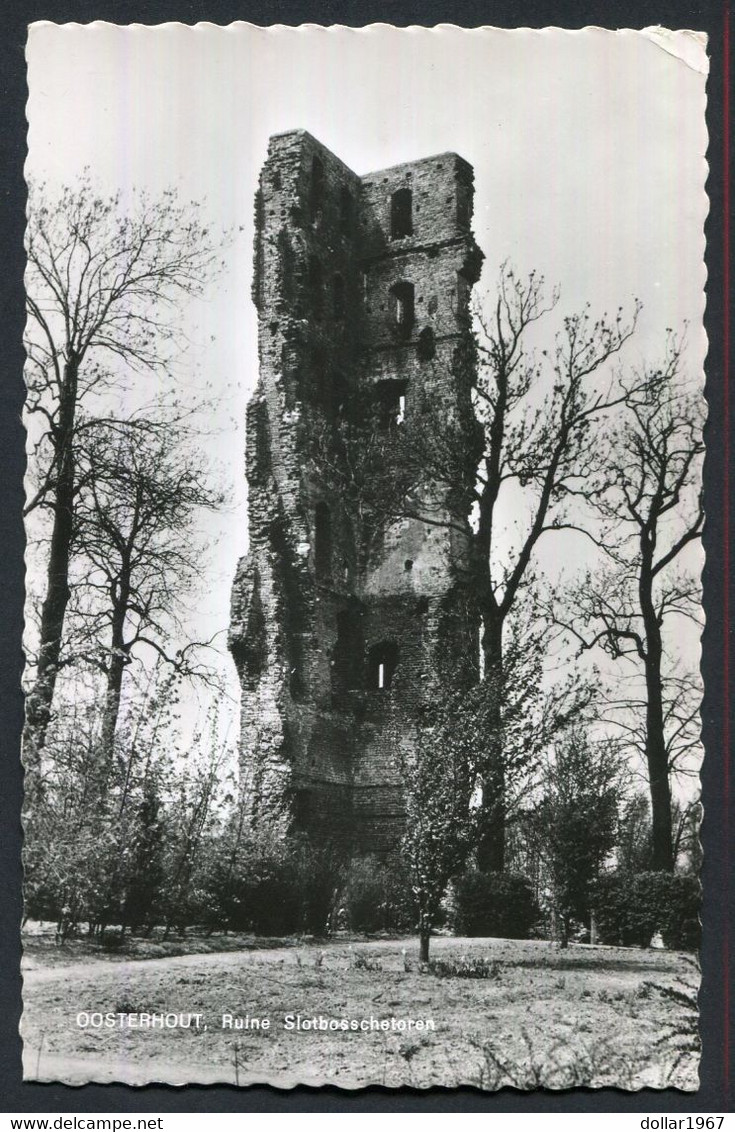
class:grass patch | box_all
[22,935,700,1090]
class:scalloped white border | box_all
[21,20,709,1093]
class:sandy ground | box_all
[21,936,700,1091]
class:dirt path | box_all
[22,937,393,985]
[22,945,298,985]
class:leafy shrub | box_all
[656,874,700,951]
[289,835,344,935]
[23,876,62,924]
[204,831,345,936]
[590,871,700,950]
[591,873,654,947]
[230,845,297,935]
[342,854,413,934]
[428,955,501,980]
[99,930,126,952]
[449,870,538,939]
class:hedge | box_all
[590,871,700,950]
[449,870,538,939]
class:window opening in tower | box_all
[391,187,413,239]
[368,641,399,690]
[391,281,414,339]
[375,379,408,430]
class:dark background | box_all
[1,0,731,1114]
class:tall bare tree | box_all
[68,423,223,766]
[466,269,642,868]
[556,339,704,870]
[321,265,639,869]
[23,177,226,765]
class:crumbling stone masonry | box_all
[229,130,484,855]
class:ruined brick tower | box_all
[229,130,483,855]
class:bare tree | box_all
[555,339,704,870]
[465,268,642,869]
[320,264,639,870]
[604,665,703,790]
[481,587,597,838]
[23,176,226,765]
[67,422,223,766]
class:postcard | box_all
[21,22,707,1090]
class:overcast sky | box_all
[25,22,709,711]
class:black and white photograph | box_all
[20,22,708,1091]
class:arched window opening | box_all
[333,273,346,320]
[310,155,325,220]
[339,186,353,236]
[309,256,323,321]
[391,188,413,239]
[417,326,436,362]
[375,379,408,430]
[315,502,332,577]
[391,281,414,339]
[368,641,399,691]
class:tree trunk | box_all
[419,930,430,963]
[551,904,569,948]
[477,614,505,872]
[102,656,126,757]
[640,558,674,872]
[23,362,79,770]
[98,562,134,825]
[643,664,674,870]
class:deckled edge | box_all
[20,19,711,1093]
